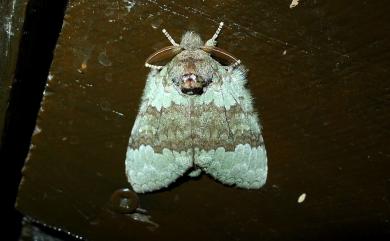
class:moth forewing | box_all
[125,23,267,193]
[126,72,193,193]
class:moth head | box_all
[175,72,207,95]
[144,22,242,95]
[170,53,213,95]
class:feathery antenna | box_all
[206,22,224,46]
[162,29,179,46]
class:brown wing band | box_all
[145,46,182,65]
[201,46,240,65]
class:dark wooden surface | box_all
[0,0,27,145]
[15,0,390,240]
[1,1,29,240]
[1,1,67,240]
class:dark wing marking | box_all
[129,103,193,153]
[224,89,263,146]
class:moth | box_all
[125,22,267,193]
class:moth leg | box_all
[224,59,241,72]
[162,29,179,46]
[205,22,224,47]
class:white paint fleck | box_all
[298,193,306,203]
[282,50,287,55]
[43,90,54,97]
[4,0,17,56]
[112,110,125,116]
[150,18,163,29]
[129,212,159,228]
[33,126,42,136]
[290,0,300,8]
[123,0,136,12]
[4,19,13,37]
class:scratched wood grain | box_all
[16,1,390,240]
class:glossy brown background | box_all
[16,0,390,240]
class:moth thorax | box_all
[180,32,204,49]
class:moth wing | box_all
[196,143,267,189]
[125,74,193,193]
[193,72,268,189]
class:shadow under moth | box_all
[125,22,267,193]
